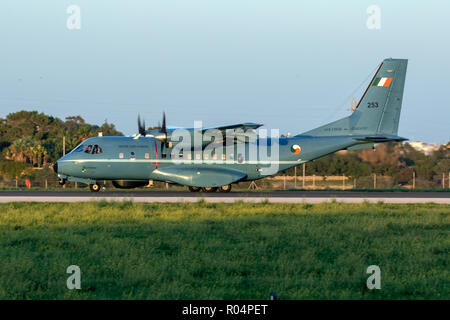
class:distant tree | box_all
[65,115,85,124]
[0,160,33,179]
[99,120,122,136]
[0,110,123,166]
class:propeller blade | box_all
[162,112,167,134]
[161,112,169,147]
[160,140,166,158]
[137,114,146,135]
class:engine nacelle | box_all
[112,180,148,189]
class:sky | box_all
[0,0,449,143]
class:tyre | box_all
[89,183,101,192]
[218,184,232,193]
[188,186,201,192]
[58,178,66,186]
[201,186,218,193]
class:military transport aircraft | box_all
[54,58,408,192]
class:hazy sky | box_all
[0,0,449,143]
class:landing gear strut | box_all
[89,183,101,192]
[188,185,231,193]
[202,186,218,193]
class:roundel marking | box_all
[291,144,301,155]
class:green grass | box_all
[0,202,448,299]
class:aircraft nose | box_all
[53,162,58,173]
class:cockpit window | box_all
[74,145,84,152]
[71,143,103,154]
[92,145,102,154]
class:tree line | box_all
[0,110,448,186]
[0,111,122,178]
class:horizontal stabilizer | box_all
[354,135,408,143]
[347,143,374,151]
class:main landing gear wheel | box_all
[202,186,218,193]
[188,186,201,192]
[58,178,66,186]
[218,184,232,193]
[89,183,101,192]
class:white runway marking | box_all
[0,196,449,204]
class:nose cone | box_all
[53,161,58,173]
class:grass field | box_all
[0,201,448,299]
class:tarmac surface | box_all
[0,190,449,203]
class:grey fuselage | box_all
[56,134,362,186]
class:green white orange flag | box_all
[372,77,393,87]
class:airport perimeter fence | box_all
[239,174,450,191]
[1,173,449,191]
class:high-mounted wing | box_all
[201,122,263,132]
[139,113,263,148]
[159,122,263,135]
[134,112,263,151]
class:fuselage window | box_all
[84,145,93,153]
[145,153,150,159]
[119,152,124,159]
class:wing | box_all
[145,122,263,147]
[202,122,263,132]
[201,122,263,145]
[148,122,263,135]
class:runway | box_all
[0,190,449,204]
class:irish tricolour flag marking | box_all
[372,77,393,87]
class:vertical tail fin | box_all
[302,58,408,136]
